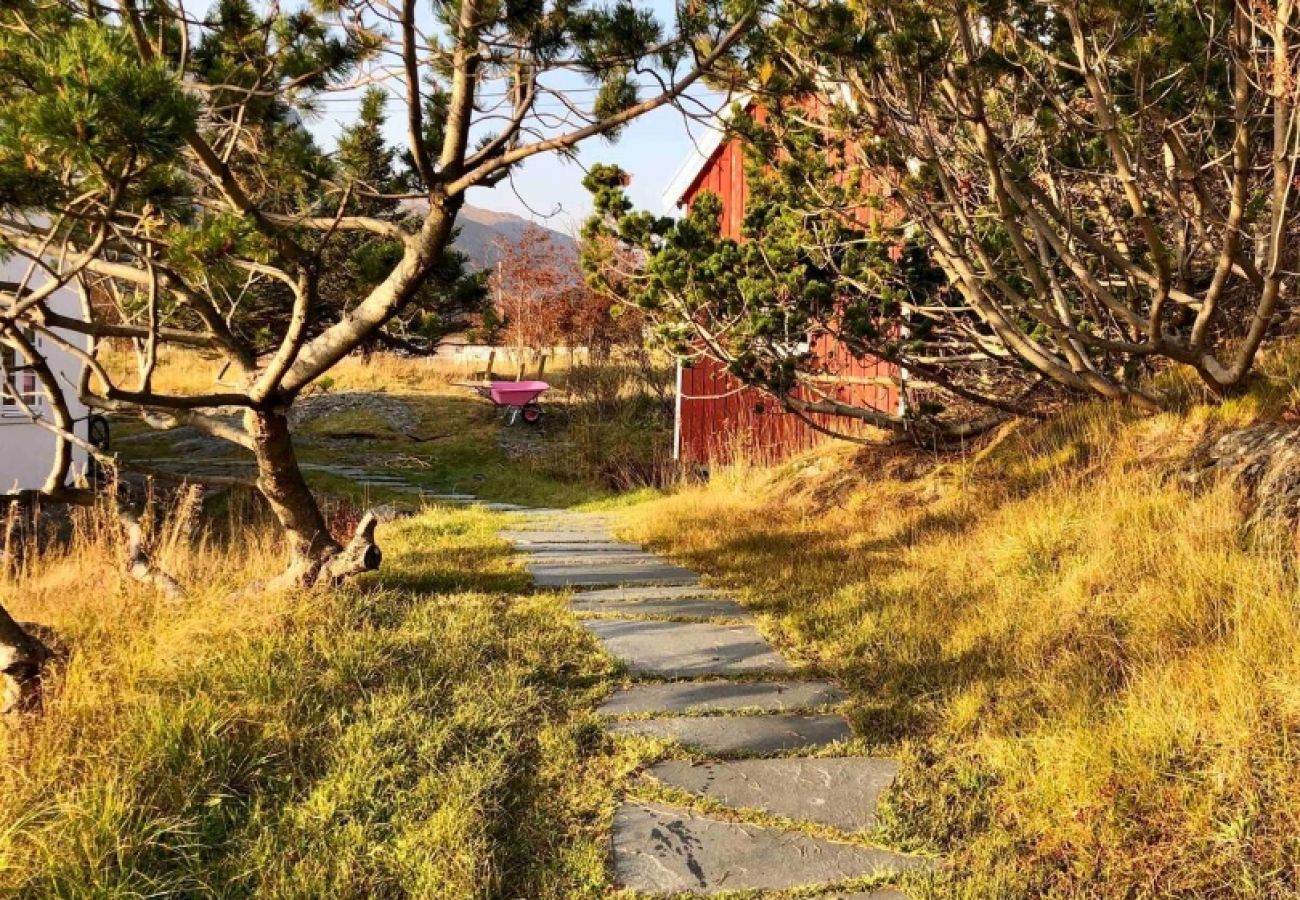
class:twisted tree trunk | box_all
[248,408,381,588]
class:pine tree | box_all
[0,0,758,606]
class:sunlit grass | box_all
[96,347,585,399]
[0,502,618,898]
[618,352,1300,898]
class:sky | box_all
[300,0,731,238]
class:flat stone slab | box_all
[607,713,851,754]
[476,502,529,511]
[647,758,899,831]
[529,561,700,588]
[571,596,751,620]
[500,530,617,544]
[514,513,617,524]
[511,541,635,553]
[612,801,925,893]
[524,549,665,564]
[582,620,789,677]
[573,584,722,602]
[599,680,846,717]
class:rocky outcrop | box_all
[1189,423,1300,529]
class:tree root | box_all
[263,507,395,592]
[118,504,186,601]
[318,510,383,582]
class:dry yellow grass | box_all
[97,347,487,397]
[619,361,1300,898]
[0,494,616,897]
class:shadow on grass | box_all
[639,503,1013,746]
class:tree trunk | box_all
[247,407,381,587]
[0,603,49,714]
[248,407,341,585]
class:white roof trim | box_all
[660,95,751,214]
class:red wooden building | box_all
[663,116,902,466]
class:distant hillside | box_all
[403,202,579,272]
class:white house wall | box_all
[0,256,91,495]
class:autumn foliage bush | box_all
[491,225,642,361]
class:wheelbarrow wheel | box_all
[521,402,544,426]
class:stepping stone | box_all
[500,530,617,544]
[515,510,613,521]
[599,680,846,717]
[518,522,620,533]
[582,620,789,677]
[427,493,477,503]
[518,520,620,531]
[524,548,662,563]
[529,561,699,588]
[512,541,638,553]
[573,584,723,602]
[476,502,529,511]
[607,713,851,754]
[647,758,899,831]
[571,595,751,620]
[612,801,925,893]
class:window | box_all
[0,332,40,413]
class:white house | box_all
[0,256,93,496]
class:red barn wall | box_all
[675,133,901,466]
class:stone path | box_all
[498,504,931,898]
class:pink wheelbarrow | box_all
[465,380,549,426]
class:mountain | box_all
[402,202,579,272]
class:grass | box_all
[616,352,1300,898]
[0,346,677,898]
[97,348,490,398]
[106,347,673,504]
[45,344,1300,896]
[0,499,623,898]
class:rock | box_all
[611,801,926,893]
[510,541,639,553]
[528,561,700,588]
[573,584,723,601]
[571,595,751,620]
[647,757,900,830]
[582,619,790,677]
[290,392,420,434]
[500,529,617,544]
[599,680,846,717]
[524,548,671,564]
[1190,423,1300,528]
[607,713,852,754]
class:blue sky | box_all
[301,0,729,237]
